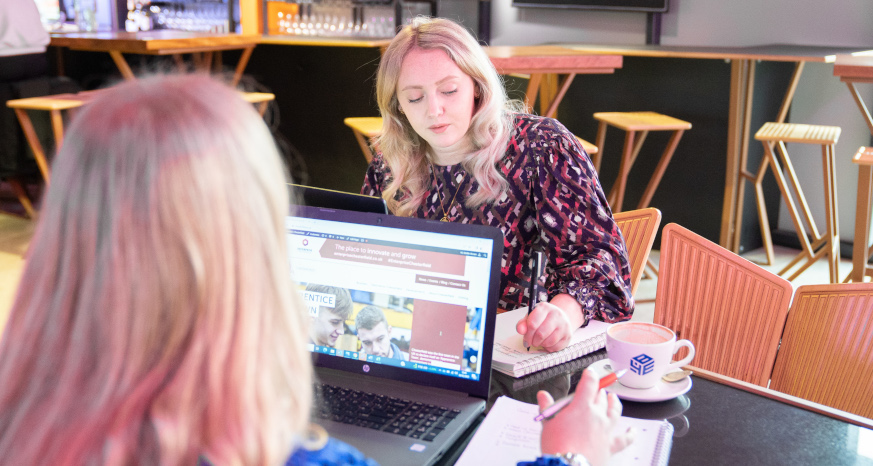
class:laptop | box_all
[290,183,388,214]
[285,206,503,466]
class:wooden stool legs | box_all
[849,147,873,282]
[593,122,685,213]
[760,139,840,282]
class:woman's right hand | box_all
[536,369,634,466]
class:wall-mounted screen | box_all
[512,0,668,13]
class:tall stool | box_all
[592,111,691,213]
[344,117,383,163]
[7,90,274,185]
[753,122,841,283]
[343,116,600,163]
[849,146,873,282]
[574,135,598,157]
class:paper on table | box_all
[456,396,673,466]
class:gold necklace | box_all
[430,161,464,222]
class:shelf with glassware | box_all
[263,0,401,40]
[124,0,235,33]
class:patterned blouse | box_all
[362,114,634,323]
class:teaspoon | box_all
[662,370,693,383]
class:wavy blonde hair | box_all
[0,74,311,465]
[376,16,523,216]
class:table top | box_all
[484,45,623,75]
[481,350,873,465]
[6,89,272,111]
[554,43,873,63]
[49,30,260,55]
[834,53,873,80]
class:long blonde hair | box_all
[0,74,311,465]
[375,16,522,216]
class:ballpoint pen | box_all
[525,248,544,351]
[533,369,627,422]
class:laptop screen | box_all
[286,206,502,398]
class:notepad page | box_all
[493,308,611,376]
[456,396,672,466]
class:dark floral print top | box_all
[362,114,634,323]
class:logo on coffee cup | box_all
[630,354,655,375]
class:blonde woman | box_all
[0,74,373,465]
[363,17,634,354]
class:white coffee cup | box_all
[606,322,695,389]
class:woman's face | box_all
[396,47,477,164]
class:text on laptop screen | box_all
[286,215,494,383]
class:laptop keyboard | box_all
[314,383,461,442]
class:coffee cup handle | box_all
[666,339,695,372]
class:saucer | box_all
[588,359,692,403]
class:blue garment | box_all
[388,341,407,361]
[286,437,379,466]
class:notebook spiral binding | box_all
[515,334,606,376]
[653,421,674,466]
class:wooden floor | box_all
[0,212,33,334]
[0,209,857,334]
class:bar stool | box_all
[849,146,873,282]
[344,117,383,163]
[574,135,598,157]
[753,122,841,283]
[343,116,599,162]
[7,90,274,185]
[592,111,691,213]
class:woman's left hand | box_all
[516,294,584,352]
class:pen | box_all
[533,369,627,422]
[525,248,544,351]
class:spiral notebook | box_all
[456,396,673,466]
[493,308,611,377]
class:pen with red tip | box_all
[533,369,627,422]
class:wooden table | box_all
[484,45,623,118]
[50,30,261,86]
[834,54,873,282]
[7,90,274,185]
[555,43,873,253]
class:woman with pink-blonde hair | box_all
[0,74,362,465]
[363,17,634,354]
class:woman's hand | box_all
[516,294,585,352]
[537,369,634,466]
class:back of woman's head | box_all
[0,74,311,465]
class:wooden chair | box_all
[848,146,873,282]
[655,223,793,386]
[612,207,661,296]
[342,116,600,163]
[592,111,691,213]
[747,122,841,282]
[769,283,873,419]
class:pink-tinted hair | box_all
[0,74,311,464]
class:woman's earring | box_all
[474,86,481,99]
[398,106,405,115]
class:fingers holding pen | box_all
[517,302,573,352]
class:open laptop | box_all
[290,183,388,214]
[286,206,503,465]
